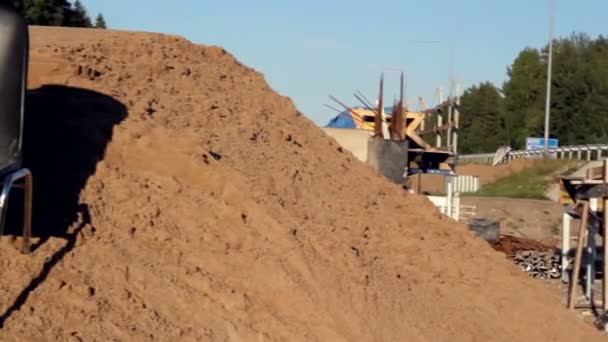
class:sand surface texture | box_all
[0,26,601,341]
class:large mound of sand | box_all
[0,26,601,341]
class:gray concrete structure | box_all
[366,139,409,184]
[322,128,371,162]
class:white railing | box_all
[445,175,479,193]
[458,144,608,165]
[426,194,478,223]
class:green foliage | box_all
[549,34,608,145]
[13,0,71,26]
[10,0,105,28]
[68,0,92,27]
[502,48,546,148]
[94,12,106,29]
[459,32,608,153]
[474,159,575,199]
[458,82,507,153]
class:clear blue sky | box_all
[83,0,607,126]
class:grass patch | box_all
[473,159,582,200]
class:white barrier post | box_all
[562,212,571,283]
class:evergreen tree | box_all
[68,0,92,27]
[549,33,608,145]
[94,12,106,29]
[458,82,507,153]
[10,0,97,28]
[459,32,608,152]
[502,48,546,149]
[17,0,68,26]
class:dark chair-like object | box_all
[0,4,33,253]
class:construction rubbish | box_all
[511,250,561,280]
[3,26,604,341]
[491,235,561,279]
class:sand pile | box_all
[0,26,602,341]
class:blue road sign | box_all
[526,137,559,150]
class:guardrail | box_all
[458,144,608,164]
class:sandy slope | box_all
[0,26,601,341]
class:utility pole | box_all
[544,0,556,155]
[447,42,455,151]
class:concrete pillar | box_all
[366,139,409,185]
[569,150,573,159]
[577,149,582,160]
[598,149,603,161]
[587,150,592,161]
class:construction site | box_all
[2,2,608,341]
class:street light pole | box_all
[544,0,556,155]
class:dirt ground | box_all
[0,25,603,341]
[458,158,542,185]
[462,196,564,243]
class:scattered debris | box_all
[491,235,555,257]
[511,250,561,280]
[491,235,560,279]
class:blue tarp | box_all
[325,112,357,128]
[325,106,400,128]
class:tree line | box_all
[457,33,608,154]
[11,0,106,28]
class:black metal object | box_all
[406,149,455,176]
[0,4,28,176]
[580,184,608,200]
[560,177,607,201]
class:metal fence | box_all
[458,144,608,165]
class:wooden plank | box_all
[405,115,425,135]
[418,122,452,135]
[388,72,406,141]
[586,165,604,180]
[402,110,433,150]
[568,201,590,310]
[406,131,432,150]
[572,203,603,231]
[406,111,425,121]
[570,180,605,185]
